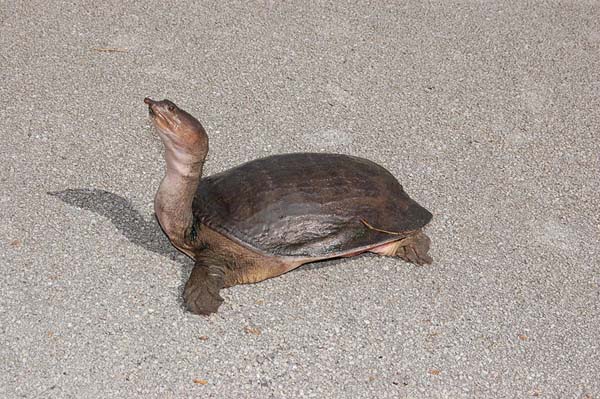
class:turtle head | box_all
[144,98,208,160]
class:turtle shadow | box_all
[299,257,346,271]
[47,188,185,264]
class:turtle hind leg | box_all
[370,230,433,265]
[183,253,226,315]
[395,230,433,265]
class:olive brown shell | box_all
[193,153,432,258]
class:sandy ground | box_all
[1,1,599,398]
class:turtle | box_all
[143,97,433,315]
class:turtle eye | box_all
[167,104,176,112]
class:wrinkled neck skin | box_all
[154,136,206,253]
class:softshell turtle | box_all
[144,98,433,315]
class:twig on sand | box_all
[93,47,128,53]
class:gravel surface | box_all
[1,1,599,398]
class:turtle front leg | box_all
[183,253,226,315]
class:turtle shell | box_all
[193,153,432,258]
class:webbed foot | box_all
[370,230,433,265]
[183,259,225,315]
[396,230,433,265]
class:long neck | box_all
[154,146,205,246]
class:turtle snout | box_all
[144,97,156,116]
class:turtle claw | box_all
[183,261,225,315]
